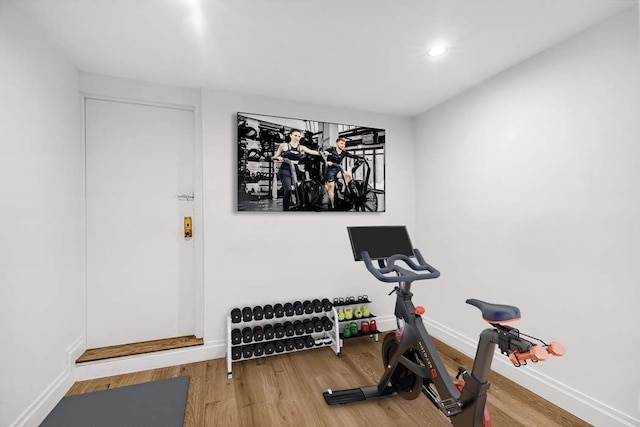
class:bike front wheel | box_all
[382,332,422,400]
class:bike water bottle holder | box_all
[495,325,522,357]
[494,324,542,367]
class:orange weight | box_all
[547,342,565,357]
[509,345,548,366]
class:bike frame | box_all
[384,267,540,425]
[386,271,487,424]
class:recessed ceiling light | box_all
[427,45,448,57]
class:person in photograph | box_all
[273,129,321,211]
[323,137,363,209]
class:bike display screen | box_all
[347,226,414,261]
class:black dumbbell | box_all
[264,342,276,355]
[274,323,285,339]
[230,308,241,323]
[285,339,295,351]
[294,320,305,335]
[263,324,274,340]
[242,345,253,358]
[253,326,264,342]
[322,298,333,312]
[263,304,274,319]
[283,321,295,337]
[242,306,253,322]
[294,337,305,350]
[303,300,314,314]
[313,299,323,313]
[253,343,264,357]
[313,317,324,333]
[274,340,285,353]
[242,327,253,343]
[231,328,242,345]
[284,302,295,316]
[293,301,304,316]
[231,346,242,360]
[274,303,284,318]
[321,316,333,331]
[303,320,314,334]
[253,305,264,321]
[304,335,315,348]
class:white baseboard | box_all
[422,317,640,427]
[75,340,226,381]
[12,336,85,427]
[372,315,396,334]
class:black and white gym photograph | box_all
[3,1,639,427]
[238,112,385,212]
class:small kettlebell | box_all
[343,324,351,338]
[361,321,370,334]
[350,322,359,336]
[344,307,353,320]
[354,306,363,319]
[362,305,370,317]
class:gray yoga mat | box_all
[40,376,190,427]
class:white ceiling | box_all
[14,0,637,116]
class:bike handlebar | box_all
[361,249,441,283]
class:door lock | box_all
[184,217,192,239]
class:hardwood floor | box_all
[76,335,203,363]
[67,335,588,426]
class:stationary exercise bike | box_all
[332,157,378,212]
[281,157,329,211]
[323,226,565,427]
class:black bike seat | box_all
[466,299,521,323]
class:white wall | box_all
[414,7,639,426]
[201,89,416,344]
[0,3,84,427]
[70,82,417,381]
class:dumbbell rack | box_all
[335,300,380,342]
[226,306,341,379]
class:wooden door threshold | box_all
[76,335,203,363]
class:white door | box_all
[85,98,196,349]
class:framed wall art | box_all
[237,112,385,213]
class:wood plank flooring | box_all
[67,335,588,426]
[76,335,203,363]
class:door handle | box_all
[184,217,192,239]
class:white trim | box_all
[423,317,640,427]
[372,315,397,334]
[12,337,84,427]
[75,340,225,381]
[82,97,89,357]
[80,92,195,112]
[192,91,204,339]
